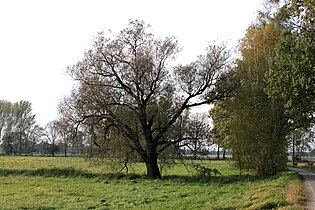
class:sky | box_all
[0,0,264,126]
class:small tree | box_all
[210,101,232,159]
[55,118,76,157]
[25,124,43,155]
[0,100,12,142]
[44,121,60,157]
[1,131,15,155]
[183,113,211,159]
[290,128,315,162]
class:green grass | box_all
[0,156,305,209]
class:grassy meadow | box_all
[0,156,305,209]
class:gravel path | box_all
[288,167,315,210]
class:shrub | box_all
[193,164,221,177]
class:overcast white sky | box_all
[0,0,264,126]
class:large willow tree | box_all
[60,20,233,179]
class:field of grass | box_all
[0,156,305,209]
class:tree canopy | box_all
[0,100,41,155]
[267,0,315,128]
[59,20,234,178]
[211,0,314,176]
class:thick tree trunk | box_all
[145,158,161,179]
[144,145,161,179]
